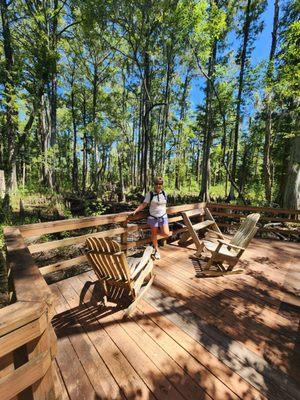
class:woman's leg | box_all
[159,221,171,237]
[150,227,159,250]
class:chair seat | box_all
[203,240,238,257]
[127,256,141,271]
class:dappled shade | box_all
[51,238,300,400]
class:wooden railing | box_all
[1,227,56,400]
[24,203,206,276]
[1,201,298,398]
[207,203,300,236]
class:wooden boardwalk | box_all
[50,239,300,400]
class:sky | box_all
[189,0,275,111]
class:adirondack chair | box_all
[180,207,223,257]
[85,237,154,317]
[197,213,260,276]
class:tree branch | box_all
[57,20,83,37]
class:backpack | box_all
[149,190,167,204]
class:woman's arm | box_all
[132,202,148,215]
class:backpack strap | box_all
[149,190,167,204]
[150,191,154,204]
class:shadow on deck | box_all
[50,239,300,400]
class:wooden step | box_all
[192,220,216,231]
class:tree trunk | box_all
[118,154,126,202]
[82,89,88,193]
[142,50,151,193]
[263,0,279,204]
[283,136,300,210]
[49,0,58,188]
[199,41,217,201]
[92,62,99,190]
[175,66,192,190]
[0,0,18,202]
[228,0,251,200]
[71,81,78,192]
[139,82,144,188]
[161,45,174,174]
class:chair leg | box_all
[178,231,191,246]
[101,280,108,306]
[203,255,214,270]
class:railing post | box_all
[0,353,18,400]
[27,324,56,400]
[121,219,128,254]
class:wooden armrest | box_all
[206,229,224,238]
[217,240,245,251]
[131,246,153,279]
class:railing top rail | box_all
[15,202,207,238]
[0,301,45,338]
[4,226,55,315]
[207,202,300,215]
[18,212,129,238]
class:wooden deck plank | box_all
[82,271,232,400]
[51,285,98,400]
[52,283,127,400]
[158,254,299,340]
[134,299,266,400]
[68,274,189,400]
[157,245,299,333]
[47,239,299,400]
[172,257,300,319]
[152,264,296,375]
[53,281,156,400]
[52,360,70,400]
[144,287,300,400]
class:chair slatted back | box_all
[230,213,260,249]
[184,208,205,218]
[86,237,131,284]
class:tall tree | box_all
[263,0,279,204]
[1,0,19,211]
[228,0,266,199]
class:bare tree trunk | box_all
[139,82,144,188]
[228,0,252,200]
[92,62,99,190]
[142,50,151,193]
[71,76,78,192]
[82,89,88,193]
[161,45,174,174]
[263,0,279,204]
[0,0,18,205]
[48,0,58,189]
[199,41,217,201]
[118,154,126,202]
[283,136,300,210]
[175,66,192,190]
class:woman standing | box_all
[132,177,170,259]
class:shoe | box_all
[154,250,161,260]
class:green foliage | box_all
[83,198,107,216]
[0,0,298,211]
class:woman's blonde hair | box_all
[154,176,164,185]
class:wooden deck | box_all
[50,239,300,400]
